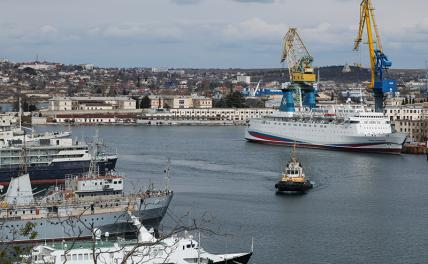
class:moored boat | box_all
[29,213,252,264]
[0,166,173,243]
[246,104,407,154]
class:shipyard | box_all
[1,0,428,263]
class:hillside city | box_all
[0,59,427,149]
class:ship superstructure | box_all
[0,137,117,188]
[0,114,70,146]
[0,169,173,243]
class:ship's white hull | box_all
[245,119,407,154]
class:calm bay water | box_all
[36,125,428,263]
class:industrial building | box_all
[48,97,136,111]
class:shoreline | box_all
[40,120,248,127]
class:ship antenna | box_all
[197,232,201,264]
[18,92,22,130]
[90,128,102,176]
[291,143,297,162]
[164,158,171,191]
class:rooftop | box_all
[50,96,134,101]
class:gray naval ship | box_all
[0,167,173,243]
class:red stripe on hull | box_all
[246,138,402,154]
[0,179,65,187]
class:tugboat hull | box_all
[275,181,313,192]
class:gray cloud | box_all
[171,0,277,4]
[170,0,202,5]
[0,0,426,68]
[232,0,276,3]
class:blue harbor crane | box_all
[353,0,396,112]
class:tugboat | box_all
[275,145,313,193]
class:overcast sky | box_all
[0,0,427,68]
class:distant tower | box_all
[342,63,351,73]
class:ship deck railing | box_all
[260,114,350,125]
[65,170,123,178]
[0,190,172,210]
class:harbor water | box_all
[35,125,428,264]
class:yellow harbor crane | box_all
[281,28,316,84]
[353,0,396,112]
[280,28,317,111]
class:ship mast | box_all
[164,158,171,191]
[88,128,101,176]
[18,94,22,130]
[19,133,28,175]
[290,143,297,163]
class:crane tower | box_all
[280,28,317,112]
[353,0,396,112]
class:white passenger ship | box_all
[245,105,407,154]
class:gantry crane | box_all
[353,0,396,112]
[280,28,317,112]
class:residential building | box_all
[148,95,212,109]
[18,63,55,71]
[164,96,193,109]
[191,95,212,109]
[148,95,164,109]
[49,97,73,111]
[237,75,251,84]
[384,103,428,143]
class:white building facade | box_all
[146,108,274,121]
[49,97,136,111]
[384,103,428,143]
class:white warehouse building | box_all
[49,96,136,111]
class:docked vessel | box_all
[0,137,117,189]
[0,167,173,243]
[0,114,70,146]
[30,213,252,264]
[0,114,118,189]
[275,146,312,192]
[246,105,407,154]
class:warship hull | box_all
[0,158,117,188]
[0,193,172,243]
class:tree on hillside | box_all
[225,91,246,108]
[140,95,151,109]
[13,96,38,112]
